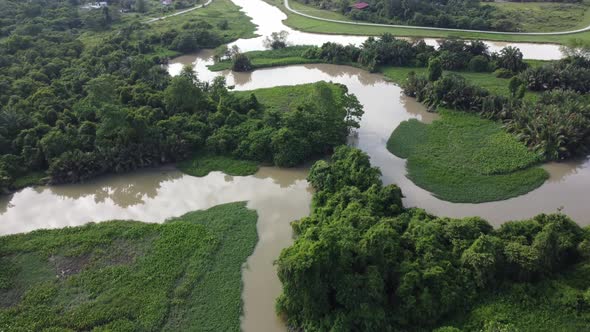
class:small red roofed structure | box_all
[352,2,369,10]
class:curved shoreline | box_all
[283,0,590,36]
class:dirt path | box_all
[145,0,213,23]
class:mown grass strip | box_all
[262,0,590,44]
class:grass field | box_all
[262,0,590,44]
[380,65,540,101]
[387,110,549,203]
[439,262,590,331]
[177,153,259,177]
[0,202,258,331]
[80,0,257,55]
[148,0,256,39]
[290,0,590,33]
[233,81,343,112]
[490,1,590,33]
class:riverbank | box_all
[262,0,590,44]
[209,46,543,100]
[276,145,590,331]
[207,45,569,203]
[0,202,258,331]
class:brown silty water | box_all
[2,58,589,331]
[0,1,585,331]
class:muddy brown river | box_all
[0,0,586,331]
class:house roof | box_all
[352,2,369,9]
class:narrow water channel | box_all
[172,51,590,227]
[0,1,585,331]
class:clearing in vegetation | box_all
[0,202,258,331]
[380,65,540,101]
[489,1,590,33]
[387,110,549,203]
[233,81,344,112]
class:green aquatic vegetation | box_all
[387,111,549,203]
[177,153,259,177]
[0,202,258,331]
[234,82,343,112]
[10,172,46,190]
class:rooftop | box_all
[352,2,369,10]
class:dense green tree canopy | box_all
[0,0,363,193]
[277,146,588,331]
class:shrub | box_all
[495,46,527,73]
[494,68,514,78]
[469,55,490,72]
[428,57,443,81]
[231,53,252,72]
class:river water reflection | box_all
[0,166,312,332]
[0,1,585,331]
[171,48,590,226]
[227,0,565,60]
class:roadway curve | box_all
[283,0,590,36]
[145,0,213,23]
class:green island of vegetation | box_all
[262,0,590,44]
[0,202,258,331]
[387,111,548,203]
[175,82,351,178]
[3,0,590,329]
[276,146,590,331]
[217,36,590,202]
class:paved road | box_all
[145,0,213,23]
[284,0,590,36]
